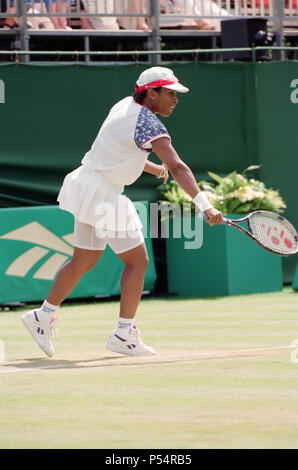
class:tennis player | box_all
[21,66,223,358]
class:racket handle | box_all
[203,212,229,224]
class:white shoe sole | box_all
[107,335,156,357]
[21,312,54,358]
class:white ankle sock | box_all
[39,300,59,319]
[116,317,135,336]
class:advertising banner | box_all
[0,202,157,304]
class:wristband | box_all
[193,192,213,212]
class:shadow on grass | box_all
[2,354,200,371]
[1,345,291,373]
[2,355,132,371]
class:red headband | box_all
[135,77,178,93]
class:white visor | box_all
[163,83,189,93]
[136,66,190,94]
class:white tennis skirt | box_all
[57,165,143,236]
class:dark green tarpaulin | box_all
[0,62,254,206]
[0,62,297,281]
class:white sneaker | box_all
[21,309,57,357]
[106,326,156,357]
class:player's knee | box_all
[71,256,98,274]
[137,254,149,274]
[142,254,150,271]
[125,255,149,274]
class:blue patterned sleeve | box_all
[134,107,170,152]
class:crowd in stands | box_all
[0,0,230,31]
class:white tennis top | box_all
[81,96,170,186]
[58,96,170,232]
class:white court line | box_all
[0,345,293,375]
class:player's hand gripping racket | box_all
[203,210,298,257]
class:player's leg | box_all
[118,242,149,318]
[46,246,103,306]
[21,220,105,357]
[106,232,156,356]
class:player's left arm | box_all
[143,160,169,184]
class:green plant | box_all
[158,166,286,215]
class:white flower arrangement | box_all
[158,166,286,215]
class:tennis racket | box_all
[203,210,298,257]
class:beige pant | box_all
[117,0,146,30]
[81,0,119,29]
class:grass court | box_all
[0,288,298,449]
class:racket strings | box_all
[248,214,298,255]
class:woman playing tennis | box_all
[22,66,223,358]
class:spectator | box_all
[27,1,56,30]
[80,0,119,30]
[2,0,70,30]
[47,0,94,30]
[0,0,7,27]
[79,0,94,29]
[48,0,72,30]
[2,1,19,29]
[161,0,230,30]
[117,0,151,31]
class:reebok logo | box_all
[0,221,74,280]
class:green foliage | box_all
[157,166,287,215]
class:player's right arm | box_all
[151,137,223,226]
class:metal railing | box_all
[1,45,298,62]
[0,0,297,62]
[1,0,297,26]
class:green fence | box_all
[0,62,297,282]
